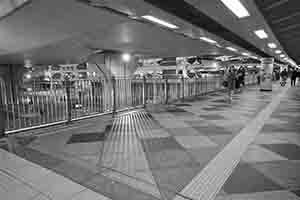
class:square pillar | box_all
[260,58,274,91]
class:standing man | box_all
[291,68,297,87]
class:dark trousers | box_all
[291,78,296,86]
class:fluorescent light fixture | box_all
[275,50,282,54]
[226,47,237,52]
[254,29,268,39]
[122,53,131,62]
[268,43,277,48]
[141,15,178,29]
[220,0,250,18]
[242,52,250,56]
[280,54,285,58]
[200,37,217,44]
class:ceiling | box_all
[0,0,292,65]
[0,0,247,64]
[254,0,300,63]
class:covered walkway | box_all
[0,83,300,200]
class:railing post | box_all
[112,76,116,117]
[181,76,184,102]
[205,75,208,94]
[194,79,197,97]
[65,77,72,124]
[142,76,146,108]
[164,78,169,104]
[0,103,5,138]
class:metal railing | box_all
[2,74,257,133]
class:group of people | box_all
[280,68,300,87]
[223,66,246,102]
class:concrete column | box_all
[103,52,138,107]
[260,58,274,91]
[88,52,139,110]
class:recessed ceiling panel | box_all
[254,0,300,63]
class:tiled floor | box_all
[1,83,300,200]
[217,85,300,200]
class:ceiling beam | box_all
[264,0,289,11]
[277,23,300,33]
[271,11,300,24]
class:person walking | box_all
[291,68,297,87]
[225,66,236,102]
[280,69,288,86]
[240,66,246,87]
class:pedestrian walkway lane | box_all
[216,86,300,200]
[0,84,299,200]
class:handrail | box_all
[2,75,257,133]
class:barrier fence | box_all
[2,74,257,132]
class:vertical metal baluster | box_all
[9,84,15,130]
[98,80,101,112]
[89,80,92,113]
[101,79,104,112]
[54,90,58,122]
[33,84,37,126]
[82,80,84,116]
[40,95,44,124]
[104,79,107,112]
[16,90,21,129]
[21,96,26,128]
[37,89,42,125]
[45,93,49,124]
[91,80,95,113]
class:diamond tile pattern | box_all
[219,86,300,199]
[223,163,283,194]
[67,132,106,144]
[261,144,300,161]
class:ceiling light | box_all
[242,52,250,56]
[268,43,277,48]
[275,50,282,54]
[219,0,250,18]
[226,47,237,52]
[254,29,268,39]
[141,15,178,29]
[280,54,285,58]
[200,37,217,44]
[122,53,131,62]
